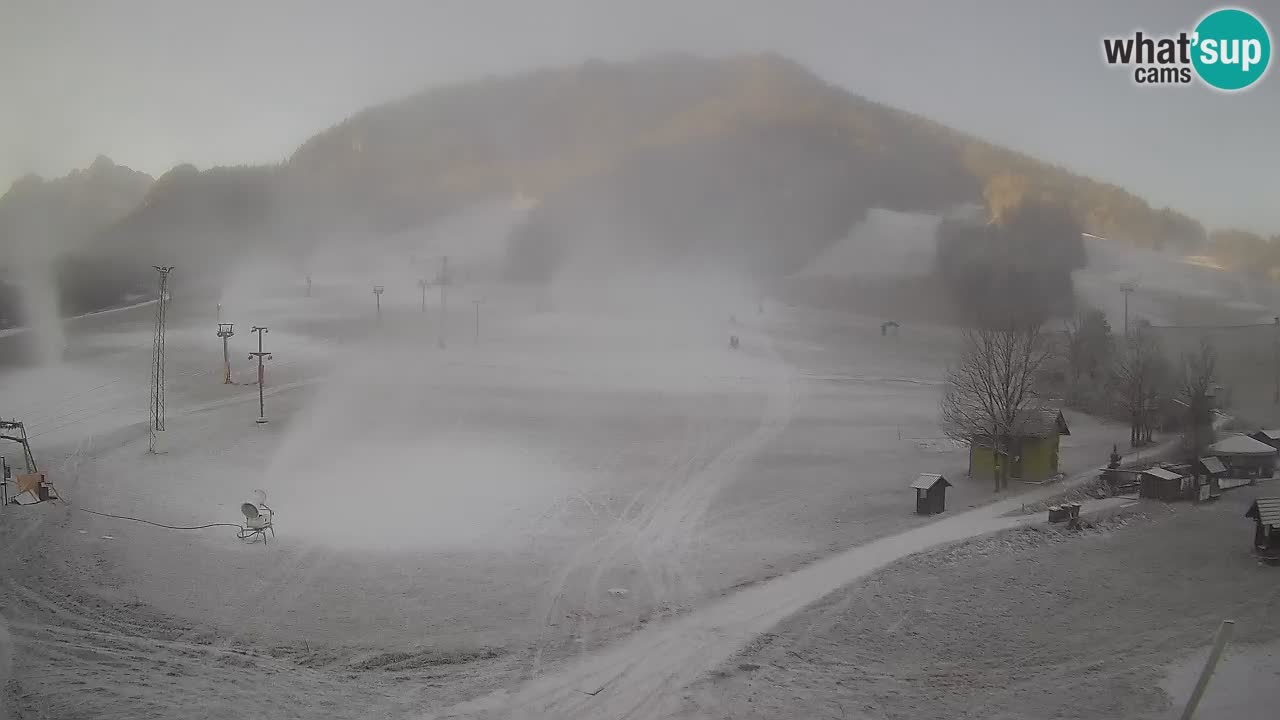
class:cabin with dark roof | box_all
[1209,434,1278,479]
[1245,497,1280,553]
[967,408,1070,484]
[1249,429,1280,453]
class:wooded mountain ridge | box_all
[1,53,1271,319]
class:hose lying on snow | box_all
[47,487,271,541]
[76,506,244,532]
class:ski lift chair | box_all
[239,502,275,544]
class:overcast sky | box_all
[3,0,1277,235]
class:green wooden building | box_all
[967,408,1071,483]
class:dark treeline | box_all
[505,124,958,283]
[935,175,1087,325]
[57,163,280,310]
[0,156,153,323]
[1206,229,1280,281]
[0,53,1246,324]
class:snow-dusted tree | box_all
[1112,324,1170,447]
[1063,307,1113,383]
[1179,338,1218,459]
[941,318,1052,491]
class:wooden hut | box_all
[911,473,951,515]
[880,320,900,336]
[1249,429,1280,453]
[1245,497,1280,553]
[1140,466,1189,501]
[1195,456,1228,500]
[967,408,1070,484]
[1209,434,1278,479]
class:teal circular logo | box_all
[1192,8,1271,91]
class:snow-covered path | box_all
[430,469,1144,720]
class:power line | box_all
[1147,321,1278,330]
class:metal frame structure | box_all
[249,326,272,423]
[149,266,174,453]
[431,256,452,348]
[0,420,38,474]
[217,323,235,384]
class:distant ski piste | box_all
[0,296,155,338]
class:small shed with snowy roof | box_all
[1245,497,1280,552]
[911,473,951,515]
[1140,465,1189,502]
[1209,434,1278,479]
[1196,456,1228,500]
[1249,429,1280,452]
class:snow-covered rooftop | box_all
[1209,434,1277,457]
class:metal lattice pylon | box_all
[431,256,453,348]
[149,266,174,453]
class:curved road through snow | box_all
[430,449,1155,720]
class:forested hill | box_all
[285,53,1208,254]
[0,156,153,321]
[49,53,1224,307]
[0,156,153,256]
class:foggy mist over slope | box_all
[3,52,1242,343]
[7,8,1280,718]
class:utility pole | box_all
[1179,620,1234,720]
[373,285,384,324]
[1273,316,1279,404]
[149,266,174,454]
[249,326,272,424]
[434,256,452,349]
[473,298,484,344]
[418,278,428,312]
[217,323,235,384]
[1120,284,1135,338]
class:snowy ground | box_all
[0,258,1132,719]
[2,208,1270,719]
[679,484,1280,720]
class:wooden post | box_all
[1179,620,1234,720]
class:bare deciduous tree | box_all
[1112,326,1170,447]
[941,319,1052,491]
[1179,338,1218,459]
[1062,308,1113,384]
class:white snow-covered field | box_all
[0,269,968,717]
[4,208,1252,719]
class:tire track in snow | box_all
[425,442,1170,720]
[525,330,796,679]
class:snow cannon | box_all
[238,489,275,545]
